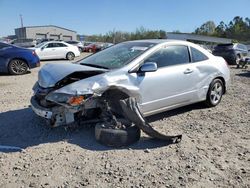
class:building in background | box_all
[15,25,77,41]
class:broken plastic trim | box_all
[119,97,182,144]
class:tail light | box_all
[32,51,37,56]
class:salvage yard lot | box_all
[0,55,249,187]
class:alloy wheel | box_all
[10,60,28,75]
[210,82,223,105]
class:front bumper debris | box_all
[31,96,52,119]
[119,97,182,143]
[30,96,76,127]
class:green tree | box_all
[195,21,216,35]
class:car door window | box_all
[190,47,208,62]
[145,45,190,68]
[46,43,55,48]
[56,43,67,47]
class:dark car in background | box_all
[212,43,248,66]
[36,38,55,44]
[0,42,40,75]
[11,38,37,48]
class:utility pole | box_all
[20,14,23,28]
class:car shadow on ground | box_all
[0,71,31,77]
[0,103,203,153]
[236,70,250,78]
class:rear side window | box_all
[191,47,208,62]
[47,43,67,48]
[145,45,190,68]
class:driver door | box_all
[39,43,57,59]
[135,45,199,115]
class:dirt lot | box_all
[0,56,249,188]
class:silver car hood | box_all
[38,63,107,88]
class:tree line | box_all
[85,16,250,44]
[194,16,250,43]
[85,27,166,43]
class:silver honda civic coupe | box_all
[31,40,230,127]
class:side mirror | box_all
[139,62,157,73]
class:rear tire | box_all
[236,54,241,68]
[205,79,224,107]
[8,59,28,75]
[95,123,140,147]
[78,47,83,53]
[66,52,75,60]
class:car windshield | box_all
[35,42,46,48]
[79,41,156,69]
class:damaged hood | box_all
[38,63,107,88]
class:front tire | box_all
[66,52,75,60]
[8,59,28,75]
[205,79,224,107]
[95,123,141,147]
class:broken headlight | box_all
[46,93,92,106]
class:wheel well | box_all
[215,76,226,94]
[103,89,130,100]
[67,52,75,56]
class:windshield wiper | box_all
[80,63,109,70]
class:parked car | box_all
[212,43,248,66]
[36,38,54,44]
[83,43,102,53]
[33,41,80,60]
[82,41,93,47]
[0,42,40,75]
[11,38,37,48]
[199,44,212,53]
[65,40,84,52]
[31,40,230,130]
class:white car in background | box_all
[34,41,80,60]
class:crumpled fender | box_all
[119,97,182,143]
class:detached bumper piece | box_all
[119,98,182,144]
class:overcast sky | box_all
[0,0,250,37]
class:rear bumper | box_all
[213,52,236,65]
[29,56,40,69]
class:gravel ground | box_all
[0,58,249,188]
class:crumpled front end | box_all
[31,63,140,127]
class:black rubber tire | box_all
[236,54,241,68]
[8,59,28,75]
[95,123,141,147]
[66,52,75,60]
[205,79,224,107]
[78,47,83,53]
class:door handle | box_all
[184,68,193,74]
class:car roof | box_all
[43,41,66,44]
[123,39,192,45]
